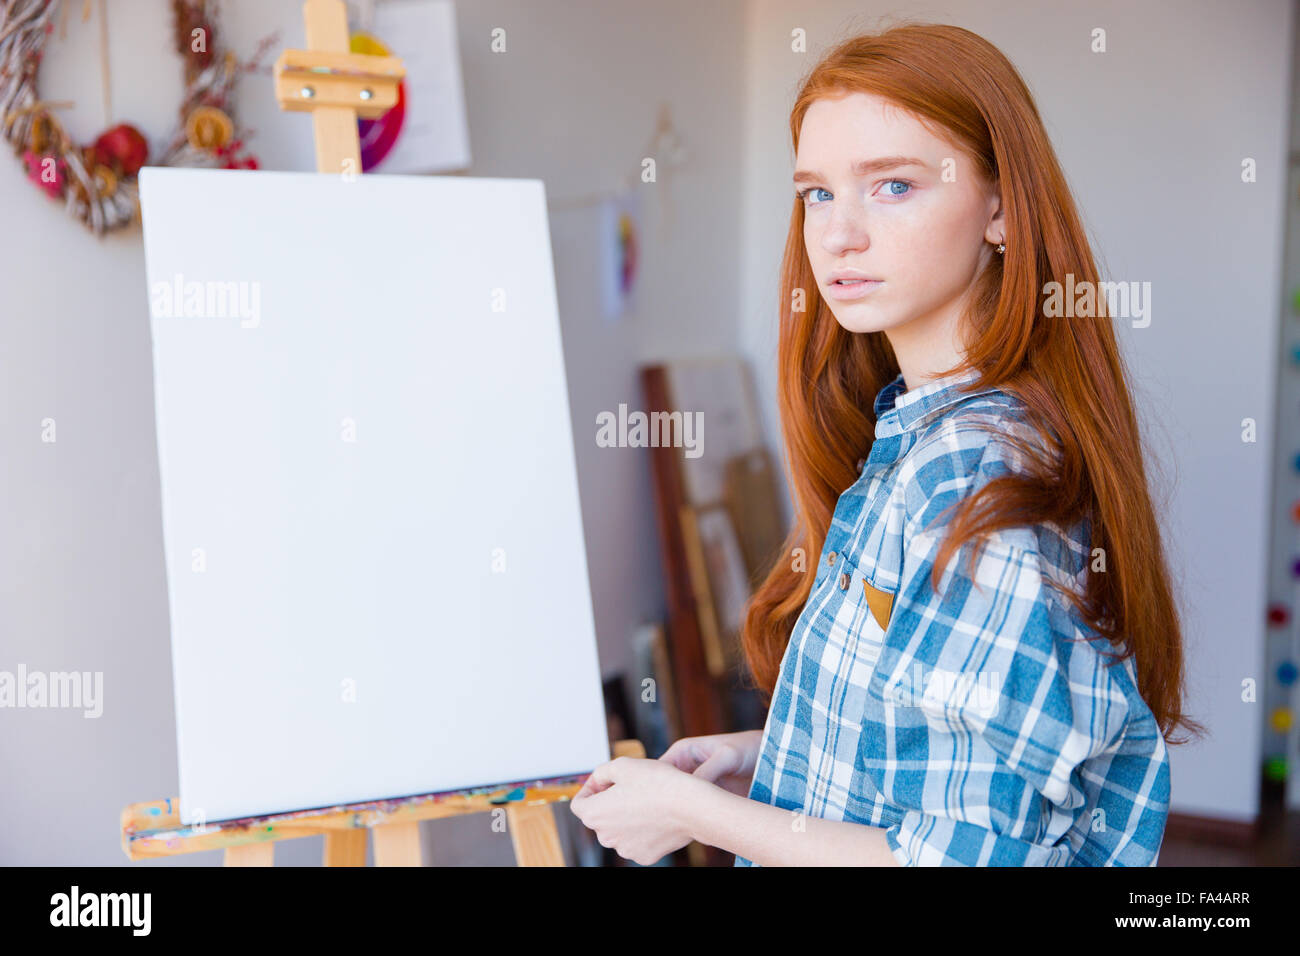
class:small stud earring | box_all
[995,242,1005,255]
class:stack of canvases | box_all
[641,357,785,753]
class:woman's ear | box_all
[985,182,1006,246]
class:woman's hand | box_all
[658,730,763,796]
[569,756,710,865]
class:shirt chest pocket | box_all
[814,553,897,666]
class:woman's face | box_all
[795,91,1004,365]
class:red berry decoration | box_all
[91,124,149,178]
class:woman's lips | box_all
[825,278,883,301]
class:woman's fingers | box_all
[657,737,704,773]
[574,759,619,800]
[692,745,741,783]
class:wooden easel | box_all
[121,0,639,867]
[273,0,402,174]
[121,739,644,866]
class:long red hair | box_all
[741,22,1204,745]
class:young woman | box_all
[570,22,1203,866]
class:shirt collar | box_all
[873,366,1003,438]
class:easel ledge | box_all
[121,739,645,866]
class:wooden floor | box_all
[1158,780,1299,866]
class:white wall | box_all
[0,0,745,865]
[738,0,1294,825]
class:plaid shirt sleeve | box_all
[867,423,1169,866]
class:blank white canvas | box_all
[138,167,609,825]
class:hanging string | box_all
[549,102,687,219]
[97,0,111,126]
[546,172,637,213]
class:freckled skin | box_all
[795,92,1005,382]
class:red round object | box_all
[91,123,149,177]
[1269,603,1291,627]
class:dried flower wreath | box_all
[0,0,275,235]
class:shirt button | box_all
[838,571,850,590]
[856,458,866,473]
[826,551,837,566]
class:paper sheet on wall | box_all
[358,0,471,174]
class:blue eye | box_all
[798,187,832,206]
[882,179,913,197]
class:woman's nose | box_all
[821,205,870,254]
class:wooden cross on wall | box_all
[273,0,406,173]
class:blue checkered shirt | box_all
[735,367,1170,866]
